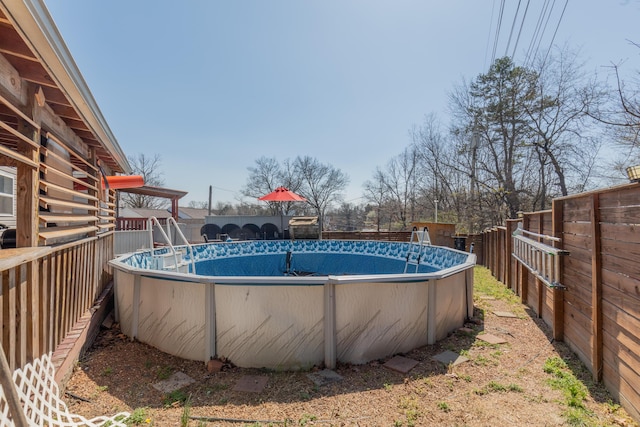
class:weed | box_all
[97,385,108,392]
[298,413,317,426]
[445,379,454,391]
[605,400,621,413]
[384,382,393,391]
[163,390,188,407]
[399,397,421,426]
[124,407,149,425]
[507,383,523,392]
[156,365,173,380]
[487,381,507,392]
[474,355,489,366]
[405,408,420,426]
[437,401,451,412]
[542,356,598,426]
[144,360,152,369]
[299,391,312,401]
[461,374,472,382]
[393,420,403,427]
[474,381,523,395]
[180,395,191,427]
[102,366,113,376]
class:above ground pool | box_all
[111,239,476,370]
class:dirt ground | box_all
[64,271,638,427]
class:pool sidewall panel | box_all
[137,276,206,360]
[335,281,430,364]
[215,284,324,370]
[433,275,468,341]
[114,269,134,337]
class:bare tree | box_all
[293,156,349,236]
[242,156,305,215]
[120,153,167,209]
[363,168,390,231]
[377,146,420,230]
[525,47,604,202]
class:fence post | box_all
[590,193,603,381]
[505,220,519,290]
[552,199,564,341]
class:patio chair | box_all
[0,353,130,427]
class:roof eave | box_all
[1,0,132,173]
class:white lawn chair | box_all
[0,353,130,427]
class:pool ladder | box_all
[404,226,431,273]
[147,216,196,274]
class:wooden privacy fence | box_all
[479,183,640,421]
[0,233,114,373]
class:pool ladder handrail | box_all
[166,216,197,274]
[404,226,431,273]
[147,216,196,274]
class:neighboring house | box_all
[0,0,132,383]
[117,206,209,243]
[0,166,16,228]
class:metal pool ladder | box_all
[404,226,431,273]
[147,216,196,274]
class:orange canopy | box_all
[101,175,144,190]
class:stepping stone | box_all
[233,375,268,393]
[432,350,469,367]
[152,372,195,393]
[493,311,518,318]
[477,333,507,344]
[307,369,343,386]
[383,356,419,374]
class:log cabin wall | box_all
[478,183,640,421]
[0,1,130,379]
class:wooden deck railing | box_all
[116,217,167,231]
[0,233,113,371]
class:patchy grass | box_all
[473,266,521,305]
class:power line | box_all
[511,0,531,58]
[504,0,523,57]
[484,0,497,71]
[523,0,551,67]
[491,0,506,66]
[527,0,558,68]
[541,0,569,68]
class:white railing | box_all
[147,216,181,273]
[166,217,196,274]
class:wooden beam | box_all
[590,193,603,381]
[38,225,98,243]
[16,100,39,248]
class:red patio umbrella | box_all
[258,187,307,237]
[258,186,307,202]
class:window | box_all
[0,172,14,216]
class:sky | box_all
[43,0,640,206]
